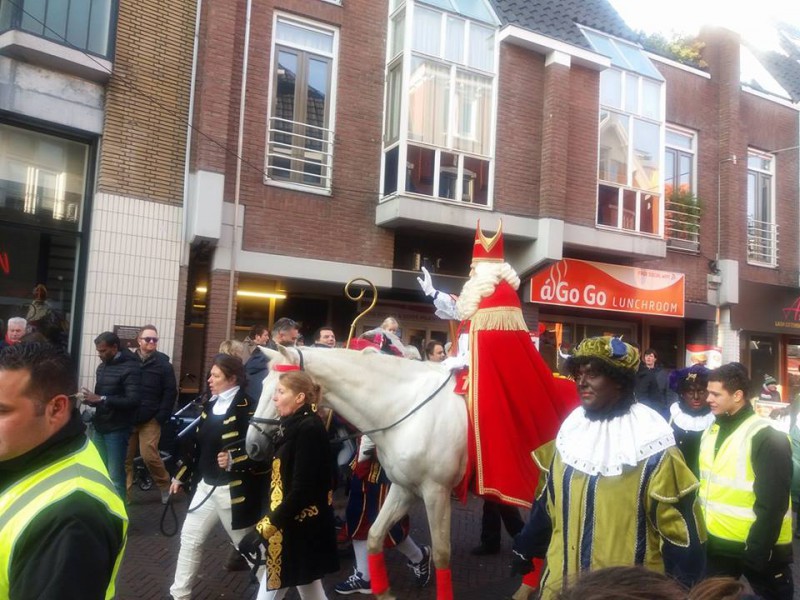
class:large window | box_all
[0,124,88,231]
[747,150,777,265]
[0,123,89,351]
[664,126,700,249]
[265,15,338,191]
[0,0,115,57]
[585,28,665,236]
[382,1,497,206]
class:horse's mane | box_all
[311,347,443,378]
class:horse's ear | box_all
[275,344,296,363]
[260,347,283,363]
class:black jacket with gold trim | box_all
[175,388,267,529]
[260,405,339,590]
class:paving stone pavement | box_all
[118,487,522,600]
[118,486,800,599]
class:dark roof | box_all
[749,23,800,103]
[489,0,638,50]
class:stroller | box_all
[131,399,204,491]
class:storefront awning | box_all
[528,259,685,318]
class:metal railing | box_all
[266,116,333,189]
[665,198,701,250]
[747,218,778,265]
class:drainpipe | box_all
[226,0,253,337]
[181,0,202,269]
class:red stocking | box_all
[367,552,389,595]
[435,567,453,600]
[522,557,543,588]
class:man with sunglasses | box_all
[0,342,127,599]
[124,325,177,504]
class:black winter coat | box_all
[93,350,141,433]
[264,406,338,590]
[133,350,177,425]
[175,388,268,530]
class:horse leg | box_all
[421,484,453,600]
[366,483,415,600]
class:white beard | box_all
[456,262,520,321]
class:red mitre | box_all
[472,220,504,263]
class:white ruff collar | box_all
[669,402,715,432]
[556,403,676,476]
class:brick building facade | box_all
[177,0,799,399]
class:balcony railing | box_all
[266,116,333,189]
[747,218,778,265]
[665,196,701,251]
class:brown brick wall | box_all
[494,44,544,216]
[564,65,601,228]
[641,32,799,301]
[203,269,239,376]
[538,61,571,219]
[191,0,394,268]
[98,0,196,204]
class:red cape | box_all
[456,280,579,508]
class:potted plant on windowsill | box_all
[665,188,701,251]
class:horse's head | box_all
[246,344,301,461]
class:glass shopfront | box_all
[0,122,90,351]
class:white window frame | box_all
[664,125,697,195]
[746,148,777,266]
[264,13,340,195]
[379,0,498,208]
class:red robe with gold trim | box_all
[465,280,578,508]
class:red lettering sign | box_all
[0,252,9,276]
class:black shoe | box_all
[470,544,500,556]
[224,547,249,571]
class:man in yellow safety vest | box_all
[700,362,793,599]
[0,342,128,599]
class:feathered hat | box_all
[668,364,710,392]
[472,220,505,264]
[570,336,639,372]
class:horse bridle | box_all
[249,347,453,443]
[248,348,307,438]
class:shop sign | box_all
[529,259,685,318]
[732,281,800,334]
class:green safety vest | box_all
[0,438,128,599]
[698,414,792,545]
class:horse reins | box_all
[248,348,454,444]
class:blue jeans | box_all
[93,428,132,500]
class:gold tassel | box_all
[470,307,528,332]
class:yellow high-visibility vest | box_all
[0,438,128,599]
[698,414,792,544]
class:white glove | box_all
[441,356,468,371]
[416,267,438,298]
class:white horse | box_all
[246,344,467,600]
